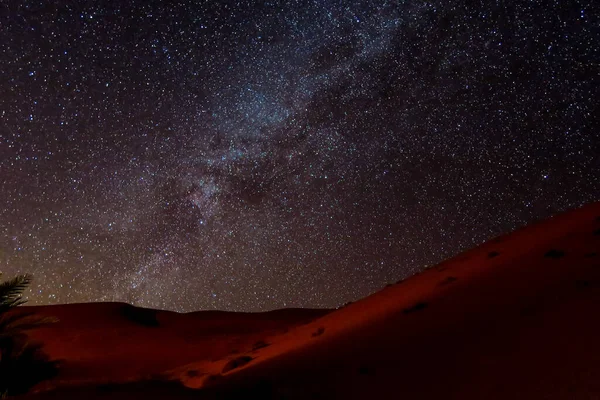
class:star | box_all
[0,0,597,312]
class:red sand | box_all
[12,302,329,389]
[15,201,600,399]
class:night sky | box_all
[0,1,598,312]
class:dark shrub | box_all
[0,334,59,395]
[222,356,253,373]
[311,327,325,337]
[186,370,201,378]
[403,302,428,314]
[0,274,58,395]
[438,276,457,286]
[252,340,270,351]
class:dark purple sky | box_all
[1,0,598,311]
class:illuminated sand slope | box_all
[16,303,329,392]
[20,201,600,399]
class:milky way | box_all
[0,1,598,311]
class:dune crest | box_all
[15,202,600,399]
[192,201,600,399]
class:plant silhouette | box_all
[0,273,59,395]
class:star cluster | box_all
[0,0,598,311]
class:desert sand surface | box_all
[15,201,600,399]
[10,302,329,394]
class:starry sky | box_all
[0,1,598,312]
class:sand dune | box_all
[15,201,600,399]
[11,302,328,391]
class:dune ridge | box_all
[15,201,600,399]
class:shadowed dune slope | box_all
[190,201,600,399]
